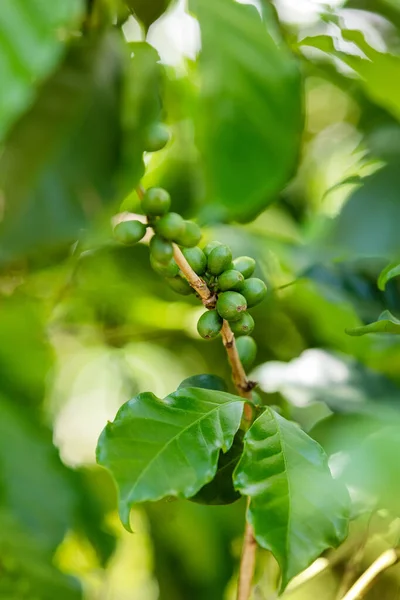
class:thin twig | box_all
[341,548,400,600]
[237,499,258,600]
[138,185,257,600]
[336,512,375,599]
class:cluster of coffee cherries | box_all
[113,187,267,372]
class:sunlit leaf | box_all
[301,30,400,120]
[234,408,350,589]
[346,310,400,336]
[96,388,244,529]
[378,261,400,291]
[0,0,84,141]
[191,0,302,222]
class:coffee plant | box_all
[4,1,400,599]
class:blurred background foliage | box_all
[2,0,400,598]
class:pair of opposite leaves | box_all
[97,379,349,590]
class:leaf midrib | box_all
[126,398,242,500]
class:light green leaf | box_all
[301,30,400,120]
[190,0,302,222]
[96,388,244,530]
[346,310,400,336]
[0,0,83,141]
[325,165,400,259]
[234,408,350,589]
[0,33,122,265]
[378,261,400,291]
[0,510,81,600]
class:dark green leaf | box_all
[190,431,243,505]
[190,0,302,222]
[0,0,84,141]
[178,374,228,392]
[125,0,173,31]
[346,310,400,336]
[0,396,78,554]
[96,388,244,530]
[234,408,350,589]
[0,33,122,265]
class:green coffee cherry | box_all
[229,312,254,336]
[236,336,257,371]
[142,187,171,216]
[149,235,173,263]
[232,256,256,279]
[175,221,202,247]
[166,276,193,295]
[240,278,267,307]
[182,247,207,275]
[143,122,170,152]
[203,240,222,257]
[114,220,146,245]
[207,245,232,275]
[197,310,223,339]
[216,291,247,322]
[218,269,244,292]
[155,212,185,241]
[150,255,179,277]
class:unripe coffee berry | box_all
[203,240,222,257]
[236,336,257,371]
[207,245,232,275]
[114,220,146,245]
[232,256,256,279]
[175,221,202,247]
[155,212,185,241]
[142,187,171,217]
[229,312,254,336]
[150,235,173,263]
[197,310,223,339]
[218,269,244,292]
[216,291,247,322]
[166,276,193,295]
[240,278,267,307]
[182,247,207,275]
[143,122,170,152]
[150,255,179,277]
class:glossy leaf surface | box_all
[346,310,400,336]
[234,408,350,589]
[97,388,243,529]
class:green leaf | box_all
[0,33,122,265]
[125,0,173,31]
[0,395,78,554]
[0,0,84,142]
[96,388,244,530]
[346,310,400,336]
[301,30,400,121]
[0,510,81,600]
[178,374,228,392]
[234,408,350,589]
[119,42,165,196]
[190,431,243,505]
[190,0,302,222]
[378,261,400,291]
[326,165,400,259]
